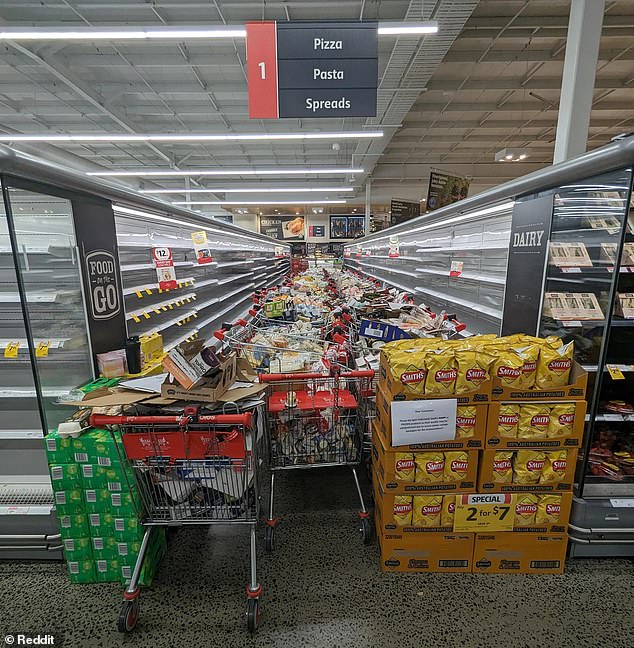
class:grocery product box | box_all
[377,527,474,573]
[473,533,568,574]
[373,473,460,535]
[44,429,73,464]
[57,513,90,539]
[115,539,144,566]
[359,318,411,343]
[91,535,118,560]
[549,242,592,267]
[478,449,577,493]
[616,293,634,319]
[511,492,573,533]
[161,353,236,403]
[543,292,605,321]
[120,529,167,586]
[112,516,145,542]
[85,489,142,516]
[67,559,97,584]
[54,488,85,515]
[95,557,121,583]
[80,463,136,491]
[375,386,486,449]
[378,351,491,404]
[49,463,82,491]
[63,536,92,561]
[70,428,124,466]
[491,361,587,401]
[372,427,478,494]
[485,400,586,449]
[87,511,115,535]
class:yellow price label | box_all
[168,304,174,310]
[36,341,50,357]
[132,315,141,323]
[143,312,150,320]
[607,364,625,380]
[4,341,20,358]
[145,289,152,295]
[453,494,515,532]
[135,290,143,298]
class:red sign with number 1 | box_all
[246,22,279,119]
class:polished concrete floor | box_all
[1,467,633,648]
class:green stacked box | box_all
[46,427,153,585]
[119,528,167,587]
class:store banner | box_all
[390,198,420,226]
[426,171,470,212]
[191,230,213,264]
[309,225,325,237]
[152,246,178,290]
[260,214,305,240]
[501,194,554,335]
[246,21,378,119]
[330,215,365,239]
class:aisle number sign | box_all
[453,494,515,532]
[246,21,378,118]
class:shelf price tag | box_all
[561,267,581,273]
[4,341,20,358]
[607,364,625,380]
[135,290,143,298]
[453,494,515,532]
[145,288,152,295]
[36,341,50,358]
[131,314,141,323]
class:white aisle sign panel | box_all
[390,398,457,446]
[152,246,178,290]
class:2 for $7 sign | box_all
[453,493,515,532]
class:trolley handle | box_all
[90,414,189,427]
[258,369,375,382]
[197,413,253,429]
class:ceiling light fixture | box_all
[0,22,438,41]
[0,131,381,143]
[89,167,364,177]
[495,148,529,163]
[173,200,347,206]
[140,187,355,194]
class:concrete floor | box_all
[1,467,633,648]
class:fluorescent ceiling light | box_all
[377,22,439,35]
[173,200,347,206]
[0,131,381,143]
[140,187,355,194]
[0,22,437,40]
[89,167,363,177]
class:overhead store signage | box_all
[426,171,470,212]
[330,215,365,239]
[390,198,420,226]
[246,21,378,119]
[309,225,325,237]
[259,215,305,240]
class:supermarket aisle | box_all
[1,468,633,648]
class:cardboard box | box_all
[377,527,474,573]
[67,559,97,584]
[549,242,592,267]
[49,463,82,491]
[378,351,491,404]
[70,428,124,466]
[112,516,145,542]
[511,492,573,533]
[57,513,90,540]
[161,352,237,403]
[473,533,568,574]
[91,535,118,560]
[359,318,412,343]
[54,489,85,515]
[161,339,227,390]
[95,557,121,582]
[478,449,577,493]
[485,400,586,449]
[44,430,73,464]
[491,361,587,401]
[63,536,92,561]
[80,463,136,491]
[375,386,486,450]
[372,426,478,494]
[543,292,604,321]
[616,293,634,319]
[85,489,142,516]
[87,511,115,535]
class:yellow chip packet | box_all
[514,494,539,527]
[444,451,469,482]
[513,450,546,484]
[534,341,574,389]
[497,404,520,438]
[492,351,524,387]
[394,453,415,481]
[536,494,562,525]
[389,351,428,396]
[455,350,494,394]
[492,451,514,483]
[548,404,576,438]
[441,495,456,527]
[392,496,413,526]
[414,451,445,483]
[540,450,568,483]
[518,404,551,440]
[514,345,540,389]
[412,495,443,527]
[425,350,457,395]
[456,406,477,438]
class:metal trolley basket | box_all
[90,409,264,634]
[259,368,375,551]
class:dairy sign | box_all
[246,21,378,118]
[84,250,121,320]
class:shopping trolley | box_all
[259,368,375,550]
[89,409,264,634]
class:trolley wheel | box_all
[359,516,372,545]
[264,525,275,552]
[117,598,140,634]
[246,597,261,633]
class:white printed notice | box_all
[391,398,457,446]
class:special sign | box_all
[453,494,515,532]
[246,21,378,118]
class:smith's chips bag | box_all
[534,341,574,389]
[454,351,494,394]
[514,345,540,389]
[514,494,539,527]
[549,403,576,438]
[412,495,443,527]
[540,450,568,483]
[536,494,562,525]
[497,404,520,438]
[492,451,514,483]
[444,451,469,482]
[518,404,551,440]
[513,450,546,484]
[414,452,445,483]
[492,351,524,388]
[441,495,456,528]
[455,406,477,439]
[425,350,457,395]
[394,453,415,481]
[393,496,413,526]
[391,352,427,396]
